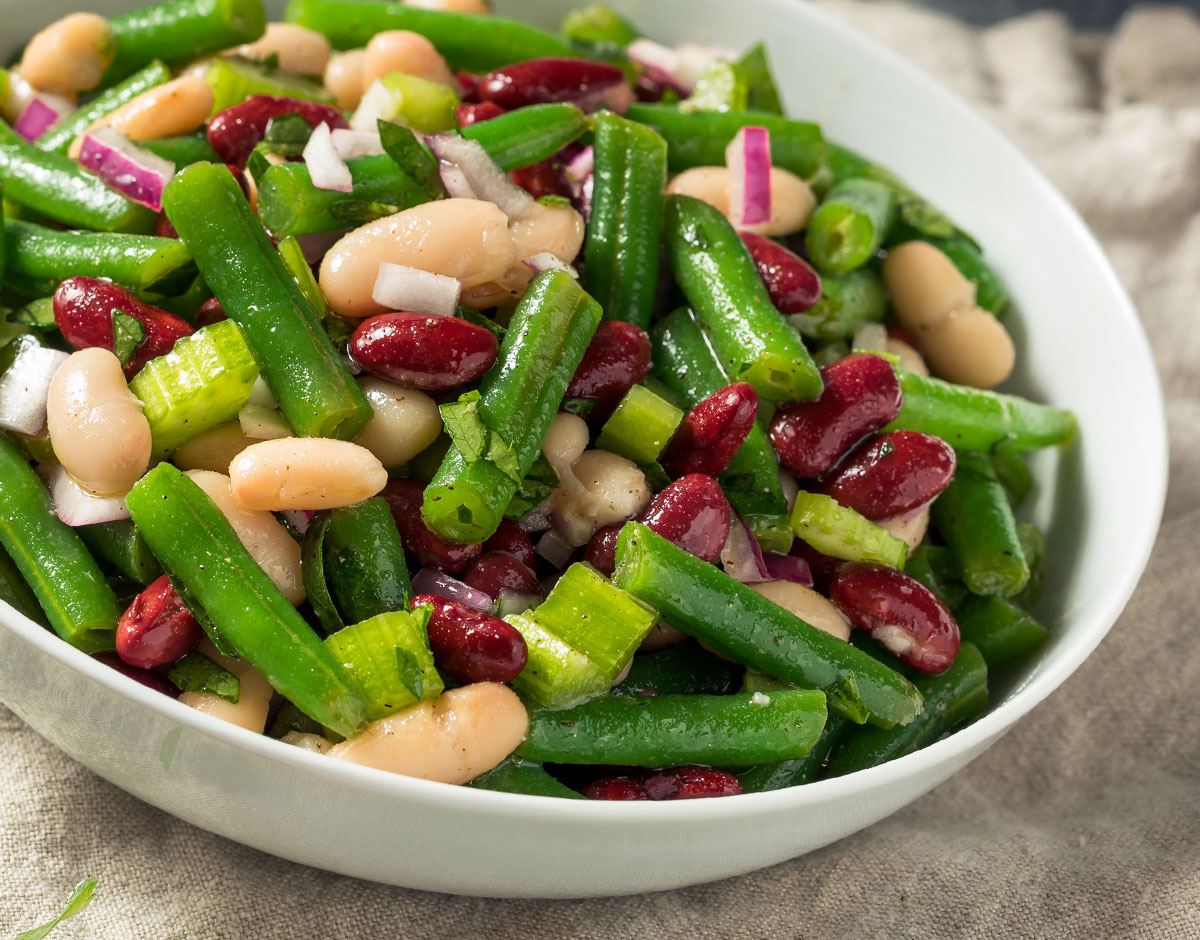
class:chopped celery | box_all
[206,57,334,114]
[129,319,261,456]
[354,73,459,133]
[504,612,608,709]
[324,609,442,721]
[790,491,908,569]
[595,385,683,465]
[680,60,748,114]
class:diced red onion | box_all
[331,127,384,160]
[719,513,770,583]
[438,163,477,199]
[245,376,279,410]
[495,590,540,618]
[564,145,594,188]
[673,43,739,90]
[295,228,346,264]
[576,82,634,115]
[411,567,493,611]
[0,344,69,436]
[762,552,814,588]
[302,122,353,193]
[239,404,292,440]
[77,127,176,212]
[40,463,132,526]
[371,262,461,316]
[519,504,552,534]
[15,95,70,140]
[626,39,683,85]
[349,79,394,132]
[852,322,889,353]
[535,529,575,570]
[424,132,535,219]
[280,509,316,534]
[522,252,578,278]
[578,174,594,222]
[725,125,772,228]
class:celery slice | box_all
[504,612,609,709]
[353,72,459,133]
[595,384,684,465]
[206,57,334,114]
[789,491,908,569]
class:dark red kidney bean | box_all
[114,575,203,670]
[789,539,842,594]
[207,94,349,166]
[462,551,542,599]
[455,100,505,127]
[482,518,536,570]
[479,57,624,109]
[456,71,481,102]
[510,159,571,199]
[740,231,822,314]
[583,775,651,800]
[154,213,178,239]
[350,312,499,391]
[413,593,528,683]
[661,382,758,480]
[769,353,902,479]
[829,563,960,674]
[564,320,652,423]
[583,523,623,576]
[887,324,916,347]
[52,276,195,379]
[382,480,482,574]
[586,766,742,801]
[92,651,181,698]
[821,430,956,520]
[196,297,227,326]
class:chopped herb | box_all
[168,650,241,704]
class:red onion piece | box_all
[521,252,577,277]
[424,132,535,219]
[725,125,772,228]
[331,127,384,159]
[439,163,477,199]
[280,509,316,535]
[0,344,69,436]
[302,122,352,193]
[77,127,176,212]
[495,589,541,618]
[719,513,770,582]
[535,529,575,570]
[295,228,346,264]
[410,567,493,611]
[762,552,814,588]
[15,96,69,140]
[371,262,461,316]
[626,39,684,86]
[40,463,132,526]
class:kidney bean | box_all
[207,94,349,166]
[564,320,652,423]
[53,276,195,379]
[462,551,542,600]
[583,775,651,800]
[510,159,572,200]
[92,651,181,698]
[155,213,178,239]
[584,474,730,574]
[196,298,227,327]
[661,382,759,480]
[585,765,742,801]
[740,230,822,313]
[483,518,536,570]
[414,593,528,683]
[479,57,624,110]
[382,479,482,574]
[829,563,960,674]
[634,66,689,103]
[821,430,956,520]
[769,353,902,479]
[115,574,204,670]
[350,312,499,391]
[455,100,505,127]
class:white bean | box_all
[639,621,688,653]
[550,449,651,546]
[320,198,517,319]
[281,731,334,754]
[882,241,977,332]
[352,377,442,467]
[665,165,817,236]
[179,640,275,733]
[919,306,1016,389]
[324,49,367,109]
[541,412,590,470]
[69,75,215,158]
[228,438,387,511]
[185,470,306,605]
[886,337,930,377]
[328,683,528,784]
[18,13,113,96]
[362,30,455,89]
[749,581,852,642]
[878,506,931,553]
[46,348,150,498]
[232,23,332,76]
[172,421,258,473]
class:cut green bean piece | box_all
[956,595,1048,667]
[0,435,119,651]
[613,523,923,728]
[886,367,1077,454]
[79,521,162,586]
[681,60,748,114]
[324,609,441,721]
[469,756,586,799]
[37,61,172,153]
[163,162,371,440]
[905,545,968,612]
[595,385,683,466]
[206,56,333,114]
[0,543,46,626]
[460,103,590,172]
[285,0,577,68]
[611,640,745,697]
[990,452,1033,509]
[1015,522,1046,610]
[788,266,887,342]
[736,714,853,791]
[805,179,895,276]
[127,463,368,737]
[138,133,221,167]
[932,452,1029,598]
[736,43,784,116]
[791,491,908,569]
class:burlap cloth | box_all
[3,3,1199,937]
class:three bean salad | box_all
[0,0,1076,801]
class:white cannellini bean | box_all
[918,305,1016,389]
[68,75,215,158]
[324,49,368,110]
[881,241,977,333]
[638,621,688,653]
[172,421,259,473]
[319,199,517,319]
[541,412,590,470]
[878,506,931,553]
[185,470,306,605]
[352,378,443,468]
[749,581,852,642]
[550,449,651,546]
[328,683,528,784]
[281,731,334,754]
[228,438,388,511]
[45,348,151,498]
[180,640,275,733]
[665,165,817,236]
[17,13,112,95]
[886,337,930,377]
[232,23,331,76]
[362,30,455,89]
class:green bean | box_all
[519,690,828,766]
[611,640,745,697]
[787,266,887,342]
[585,111,667,329]
[626,103,825,180]
[805,179,895,276]
[736,43,784,116]
[3,219,195,298]
[0,435,119,652]
[468,756,585,799]
[0,120,156,233]
[904,545,968,612]
[1015,522,1046,610]
[284,0,576,69]
[612,523,923,728]
[138,133,221,167]
[736,714,852,791]
[885,367,1077,454]
[932,452,1029,597]
[924,235,1009,316]
[162,162,371,440]
[460,104,590,172]
[37,61,172,154]
[126,463,368,737]
[664,195,822,403]
[78,521,162,586]
[827,642,988,776]
[0,543,46,626]
[421,271,601,544]
[562,5,639,45]
[105,0,267,83]
[990,452,1033,509]
[956,595,1048,667]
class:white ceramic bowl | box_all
[0,0,1166,898]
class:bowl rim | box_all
[0,0,1168,827]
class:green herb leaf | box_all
[503,452,560,520]
[245,145,272,183]
[440,390,523,485]
[457,306,505,342]
[394,646,424,701]
[15,878,97,940]
[378,119,445,199]
[111,311,146,368]
[329,200,401,226]
[11,296,57,330]
[560,396,597,416]
[263,112,315,152]
[536,194,571,208]
[168,651,241,704]
[735,43,783,115]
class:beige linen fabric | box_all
[3,4,1200,937]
